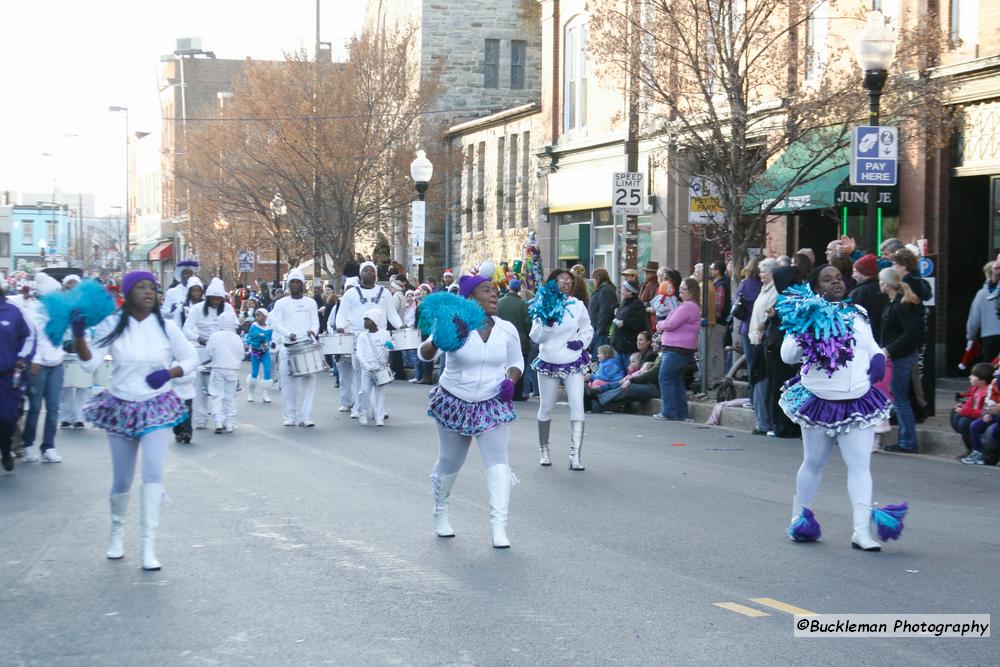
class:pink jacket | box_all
[656,300,700,351]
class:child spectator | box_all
[357,308,393,426]
[952,362,993,455]
[206,310,245,434]
[586,345,625,392]
[963,367,1000,465]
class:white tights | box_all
[796,426,874,508]
[536,373,585,422]
[107,428,171,495]
[432,424,509,476]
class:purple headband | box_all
[122,271,158,298]
[458,274,491,298]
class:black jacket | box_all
[903,274,932,302]
[881,294,925,359]
[848,277,887,343]
[588,282,618,335]
[612,296,649,354]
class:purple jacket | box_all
[0,298,34,422]
[734,277,762,336]
[656,300,700,351]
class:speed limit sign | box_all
[611,172,644,216]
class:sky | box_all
[0,0,366,214]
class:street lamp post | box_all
[270,192,287,287]
[854,10,897,254]
[38,239,48,269]
[108,105,130,252]
[409,150,433,283]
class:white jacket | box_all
[529,299,594,365]
[419,317,524,402]
[780,310,881,400]
[334,285,403,334]
[183,301,237,345]
[748,282,776,345]
[357,330,391,372]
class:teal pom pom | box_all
[528,280,568,325]
[40,279,116,346]
[417,292,486,352]
[385,341,395,350]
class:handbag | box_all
[731,294,749,321]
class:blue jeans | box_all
[22,363,64,451]
[890,353,918,451]
[658,350,693,420]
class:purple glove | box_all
[145,369,172,390]
[868,353,886,385]
[70,309,87,338]
[498,378,515,403]
[567,340,585,351]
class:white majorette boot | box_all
[485,464,512,548]
[106,492,129,559]
[431,472,458,537]
[538,420,552,466]
[569,420,585,471]
[261,379,273,403]
[246,375,257,402]
[140,484,165,570]
[851,503,881,552]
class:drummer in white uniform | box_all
[59,274,88,429]
[182,277,237,429]
[161,258,200,320]
[269,269,320,427]
[332,277,358,413]
[334,262,402,419]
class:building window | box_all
[563,20,588,132]
[521,131,530,226]
[465,145,474,233]
[804,1,828,83]
[496,136,506,229]
[476,141,486,231]
[509,133,519,229]
[0,232,9,258]
[484,39,500,89]
[511,40,526,90]
[950,0,979,47]
[22,221,33,245]
[47,221,57,244]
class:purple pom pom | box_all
[871,502,908,541]
[788,507,821,542]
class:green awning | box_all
[129,240,162,261]
[747,132,849,214]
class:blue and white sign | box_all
[918,256,934,277]
[850,125,898,187]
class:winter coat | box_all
[848,277,887,344]
[882,294,925,360]
[611,296,648,355]
[966,280,1000,340]
[588,282,618,335]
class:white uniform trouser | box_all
[337,356,354,408]
[536,372,585,422]
[796,425,875,508]
[209,369,238,428]
[357,368,385,420]
[350,350,365,414]
[193,346,211,426]
[279,353,316,422]
[60,386,88,423]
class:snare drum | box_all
[320,332,355,355]
[371,367,394,386]
[62,354,94,388]
[390,328,421,350]
[286,340,326,376]
[92,356,113,386]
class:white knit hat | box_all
[217,309,239,331]
[287,269,306,284]
[61,274,82,287]
[205,277,227,297]
[363,308,387,331]
[187,276,204,291]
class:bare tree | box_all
[590,0,950,271]
[90,215,130,271]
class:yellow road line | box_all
[713,602,771,618]
[749,597,817,616]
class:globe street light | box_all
[38,238,48,269]
[854,10,897,254]
[270,192,287,286]
[409,150,433,281]
[409,149,433,201]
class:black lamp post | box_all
[270,192,287,286]
[409,150,433,282]
[854,10,897,255]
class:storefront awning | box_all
[148,241,173,262]
[747,132,850,214]
[128,240,162,261]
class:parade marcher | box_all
[530,269,594,470]
[270,269,320,427]
[59,274,88,429]
[205,310,244,434]
[778,266,908,552]
[356,308,392,426]
[74,271,198,570]
[171,276,203,443]
[334,278,357,411]
[161,258,199,319]
[334,262,402,418]
[419,274,524,547]
[0,286,34,472]
[245,308,273,403]
[20,272,66,464]
[182,277,236,429]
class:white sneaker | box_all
[408,378,419,384]
[359,415,368,425]
[375,419,385,427]
[23,446,40,463]
[338,406,350,412]
[283,419,296,427]
[42,449,62,463]
[350,412,360,419]
[224,425,234,433]
[299,420,315,428]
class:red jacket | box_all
[959,385,990,419]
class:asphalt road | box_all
[1,368,997,666]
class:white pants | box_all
[337,356,354,408]
[279,353,316,423]
[357,369,386,420]
[536,372,585,422]
[108,428,170,495]
[796,426,875,508]
[60,386,88,423]
[193,347,211,426]
[209,368,238,428]
[350,353,365,415]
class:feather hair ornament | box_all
[775,284,858,377]
[528,279,568,326]
[417,292,486,352]
[41,279,117,346]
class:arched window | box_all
[563,16,588,133]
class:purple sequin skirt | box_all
[84,390,188,438]
[427,386,516,437]
[532,351,590,378]
[780,378,891,435]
